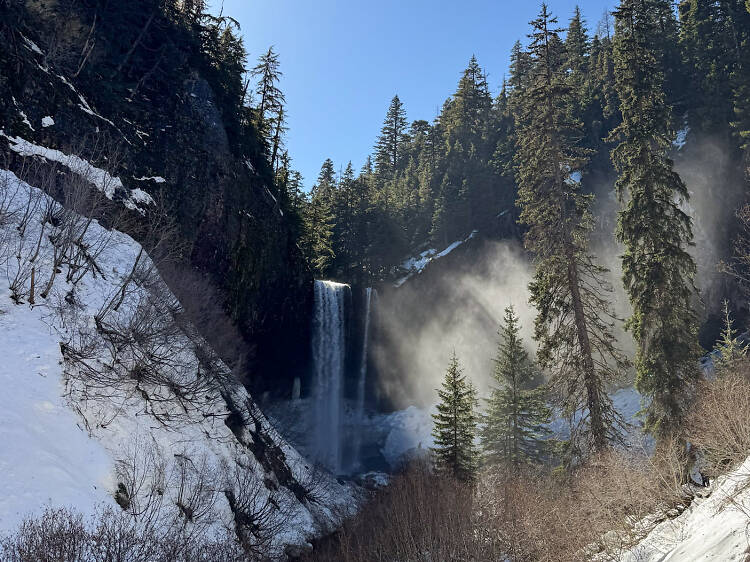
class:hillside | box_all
[0,167,356,558]
[0,1,311,398]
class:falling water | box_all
[351,287,376,472]
[311,280,349,473]
[356,288,376,419]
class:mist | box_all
[371,130,747,410]
[372,239,536,408]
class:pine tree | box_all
[480,306,551,469]
[713,300,748,374]
[515,5,629,453]
[374,95,409,180]
[610,0,700,436]
[431,352,479,482]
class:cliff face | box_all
[0,1,311,397]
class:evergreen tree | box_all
[713,300,748,374]
[314,158,338,204]
[480,305,551,468]
[301,159,338,276]
[679,0,750,135]
[301,194,335,276]
[432,352,479,482]
[251,46,285,141]
[374,95,409,179]
[515,5,629,453]
[610,0,700,436]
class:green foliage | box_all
[374,95,409,179]
[713,300,748,374]
[678,0,750,141]
[610,0,700,436]
[432,353,479,483]
[480,306,551,468]
[515,4,628,453]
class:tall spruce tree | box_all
[374,95,409,180]
[609,0,700,436]
[515,4,629,453]
[480,305,551,468]
[432,352,479,482]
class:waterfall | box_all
[311,280,349,473]
[351,287,376,472]
[356,288,376,419]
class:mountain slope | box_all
[0,1,311,397]
[0,167,356,558]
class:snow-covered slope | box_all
[611,456,750,561]
[0,294,113,530]
[394,230,478,287]
[0,166,357,557]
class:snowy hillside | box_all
[0,166,357,557]
[601,456,750,561]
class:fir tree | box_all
[480,305,551,469]
[432,352,479,482]
[374,95,409,179]
[301,194,335,276]
[515,4,629,453]
[713,300,748,374]
[610,0,700,436]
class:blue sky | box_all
[215,1,614,189]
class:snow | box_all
[133,175,166,183]
[395,230,478,287]
[264,186,284,216]
[566,170,582,184]
[18,111,34,131]
[0,168,358,553]
[609,456,750,561]
[21,34,43,55]
[674,126,689,150]
[0,296,113,532]
[1,132,152,214]
[379,405,435,468]
[41,116,55,128]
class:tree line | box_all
[421,0,750,481]
[287,0,750,290]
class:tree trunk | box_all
[565,244,606,451]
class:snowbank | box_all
[613,456,750,561]
[1,132,153,214]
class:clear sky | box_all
[215,1,614,190]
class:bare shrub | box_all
[0,505,248,562]
[688,364,750,477]
[0,507,89,562]
[220,454,291,559]
[308,459,489,562]
[309,449,690,562]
